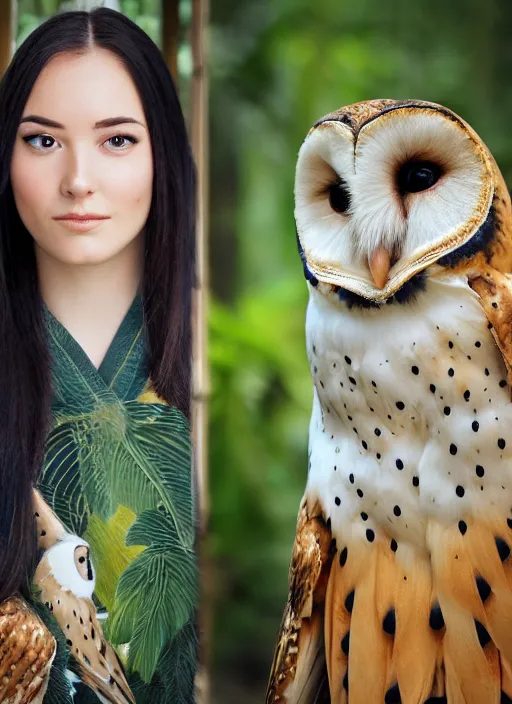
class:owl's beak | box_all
[369,246,391,289]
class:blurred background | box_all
[10,1,512,702]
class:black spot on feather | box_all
[345,590,355,613]
[474,619,491,647]
[341,631,350,655]
[383,608,396,635]
[476,575,491,602]
[496,537,511,561]
[438,203,497,268]
[340,547,348,567]
[429,603,444,630]
[385,683,402,703]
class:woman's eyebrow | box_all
[19,115,145,129]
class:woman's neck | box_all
[36,236,144,369]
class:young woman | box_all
[0,7,197,703]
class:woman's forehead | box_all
[23,49,146,127]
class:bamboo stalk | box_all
[190,0,209,526]
[189,0,210,701]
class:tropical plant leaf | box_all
[159,618,198,704]
[39,420,90,536]
[84,506,146,612]
[95,402,194,547]
[41,400,193,550]
[128,618,198,704]
[107,509,197,682]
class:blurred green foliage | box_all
[209,0,512,700]
[16,0,163,48]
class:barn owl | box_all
[33,490,135,704]
[267,100,512,704]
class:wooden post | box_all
[163,0,210,699]
[162,0,179,81]
[189,0,210,702]
[0,0,14,76]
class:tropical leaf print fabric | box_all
[35,295,197,703]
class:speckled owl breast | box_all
[306,272,512,558]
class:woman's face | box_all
[10,48,153,266]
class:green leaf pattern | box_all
[37,297,197,700]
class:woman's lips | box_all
[54,218,109,232]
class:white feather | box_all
[305,273,512,567]
[46,535,96,598]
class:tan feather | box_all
[469,268,512,390]
[266,498,334,703]
[0,597,56,704]
[324,533,440,703]
[271,511,512,702]
[33,488,66,550]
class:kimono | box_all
[31,294,197,704]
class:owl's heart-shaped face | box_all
[36,536,96,599]
[295,100,507,302]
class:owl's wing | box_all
[266,497,334,704]
[0,596,56,704]
[33,488,67,549]
[469,267,512,386]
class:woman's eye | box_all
[23,134,57,150]
[106,135,139,150]
[398,160,442,194]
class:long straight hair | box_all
[0,8,196,601]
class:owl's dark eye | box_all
[398,161,442,194]
[328,179,351,213]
